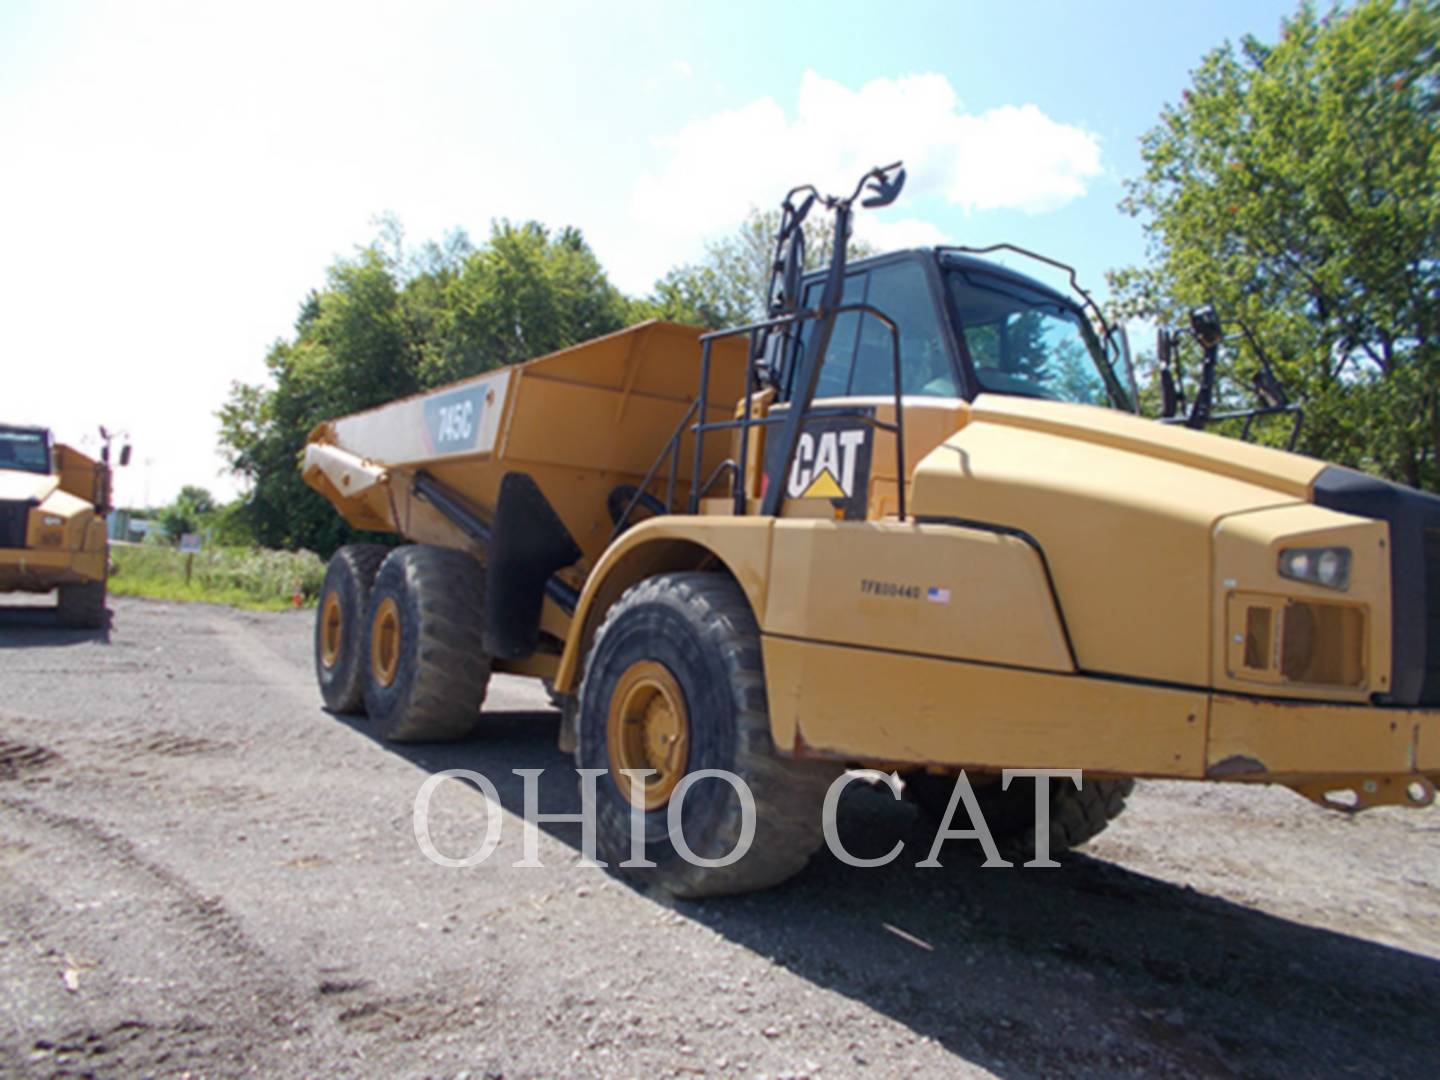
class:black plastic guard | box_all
[484,472,582,660]
[1312,466,1440,706]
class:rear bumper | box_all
[0,549,105,591]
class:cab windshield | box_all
[946,266,1129,410]
[0,427,51,475]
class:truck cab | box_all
[782,248,1130,411]
[0,424,115,628]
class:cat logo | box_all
[787,428,867,500]
[765,412,874,520]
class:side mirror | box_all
[1189,305,1223,349]
[119,444,133,467]
[861,166,906,209]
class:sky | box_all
[0,0,1304,509]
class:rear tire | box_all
[363,545,491,742]
[577,572,839,898]
[906,771,1133,859]
[314,544,389,713]
[57,578,106,629]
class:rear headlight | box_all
[1278,546,1351,590]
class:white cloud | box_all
[854,215,949,253]
[614,70,1101,291]
[0,3,537,509]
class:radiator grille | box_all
[0,500,31,549]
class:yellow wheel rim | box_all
[370,597,402,688]
[320,592,343,669]
[607,660,690,811]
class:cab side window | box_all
[852,260,954,397]
[783,259,954,400]
[798,272,867,399]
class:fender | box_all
[553,516,775,693]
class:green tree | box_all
[643,207,875,329]
[1109,0,1439,490]
[218,220,628,555]
[417,221,629,385]
[158,485,217,540]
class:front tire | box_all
[577,572,838,898]
[363,545,491,742]
[57,578,107,629]
[314,544,389,713]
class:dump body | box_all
[303,321,748,590]
[0,426,110,597]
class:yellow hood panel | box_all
[912,398,1325,687]
[970,395,1324,500]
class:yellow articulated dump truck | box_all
[303,164,1440,897]
[0,425,126,628]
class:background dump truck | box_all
[303,164,1440,897]
[0,425,127,628]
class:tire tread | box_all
[580,571,838,898]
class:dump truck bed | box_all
[303,320,749,579]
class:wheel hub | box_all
[370,597,401,688]
[320,592,343,669]
[607,660,690,811]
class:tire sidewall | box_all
[362,551,423,738]
[315,551,370,712]
[579,585,748,872]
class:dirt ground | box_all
[0,595,1437,1079]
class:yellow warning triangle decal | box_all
[801,469,846,499]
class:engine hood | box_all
[911,395,1333,688]
[0,470,59,504]
[968,395,1324,499]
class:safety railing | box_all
[610,302,908,539]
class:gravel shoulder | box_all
[1,596,1437,1078]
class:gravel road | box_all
[1,595,1437,1078]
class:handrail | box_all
[614,291,912,529]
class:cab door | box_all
[764,254,970,521]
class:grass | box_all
[109,543,326,611]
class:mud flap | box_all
[484,472,581,660]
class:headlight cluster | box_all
[1278,546,1350,591]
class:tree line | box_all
[215,209,857,554]
[217,0,1437,557]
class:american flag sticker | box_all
[926,586,951,604]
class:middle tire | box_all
[362,545,492,742]
[577,571,839,898]
[905,770,1134,859]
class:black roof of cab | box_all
[801,248,1080,314]
[0,424,50,440]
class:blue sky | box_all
[1,0,1303,506]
